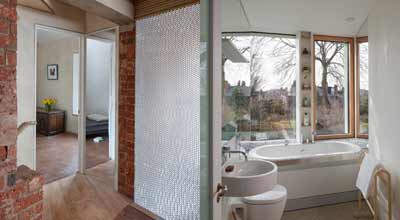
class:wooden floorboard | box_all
[43,161,131,220]
[115,205,156,220]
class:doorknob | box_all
[216,183,228,203]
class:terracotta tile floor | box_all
[37,132,110,183]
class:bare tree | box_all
[270,38,345,106]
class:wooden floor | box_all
[37,132,110,183]
[43,161,130,220]
[282,201,371,220]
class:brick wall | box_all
[118,29,135,197]
[0,1,44,219]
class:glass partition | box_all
[135,5,201,219]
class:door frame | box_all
[210,0,222,218]
[85,26,120,190]
[33,24,85,171]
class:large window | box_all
[356,37,368,138]
[222,34,297,142]
[313,36,354,139]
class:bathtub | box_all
[248,141,364,210]
[249,141,362,164]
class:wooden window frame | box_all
[312,35,355,140]
[355,36,369,139]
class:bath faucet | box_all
[222,146,248,162]
[311,131,317,143]
[284,139,289,146]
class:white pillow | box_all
[87,114,108,122]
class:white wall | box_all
[37,37,80,133]
[368,0,400,219]
[16,5,85,168]
[86,38,112,116]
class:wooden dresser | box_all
[36,108,65,136]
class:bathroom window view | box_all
[222,34,297,141]
[314,38,352,136]
[358,40,369,136]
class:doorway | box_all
[33,25,119,188]
[85,27,119,189]
[34,25,83,183]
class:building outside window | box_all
[222,34,297,142]
[357,37,369,138]
[313,36,354,139]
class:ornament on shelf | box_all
[303,112,310,126]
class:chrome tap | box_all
[222,146,248,162]
[284,139,290,146]
[311,131,317,143]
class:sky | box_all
[224,36,369,92]
[224,36,296,91]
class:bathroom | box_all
[217,0,397,220]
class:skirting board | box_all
[285,191,358,211]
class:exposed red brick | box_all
[6,50,15,65]
[14,191,43,212]
[0,17,9,34]
[0,145,6,161]
[118,29,135,197]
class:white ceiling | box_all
[222,0,376,36]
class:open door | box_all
[209,0,223,218]
[84,27,119,190]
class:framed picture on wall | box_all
[47,64,58,80]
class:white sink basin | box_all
[222,160,277,197]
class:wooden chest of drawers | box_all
[36,108,65,136]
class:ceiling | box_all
[222,0,376,36]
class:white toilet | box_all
[242,185,287,220]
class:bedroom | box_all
[34,26,117,183]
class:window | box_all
[313,36,354,139]
[356,37,368,138]
[72,53,79,115]
[222,34,297,142]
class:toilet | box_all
[242,185,287,220]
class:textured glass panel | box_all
[135,5,200,220]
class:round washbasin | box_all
[222,159,278,197]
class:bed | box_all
[86,114,109,136]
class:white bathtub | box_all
[249,141,361,162]
[248,141,364,210]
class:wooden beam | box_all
[17,0,54,14]
[41,0,55,14]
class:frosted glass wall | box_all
[135,5,200,220]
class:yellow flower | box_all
[42,98,57,106]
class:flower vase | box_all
[45,104,52,112]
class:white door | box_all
[84,27,119,190]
